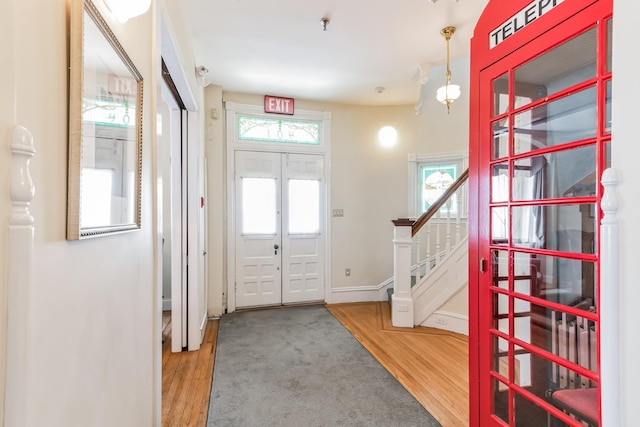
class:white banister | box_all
[392,169,469,329]
[600,168,620,427]
[392,219,414,328]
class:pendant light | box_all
[436,26,461,114]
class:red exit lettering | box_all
[264,95,294,115]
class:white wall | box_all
[204,85,225,317]
[2,0,159,425]
[0,0,16,421]
[613,1,640,425]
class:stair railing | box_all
[391,168,469,328]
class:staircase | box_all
[390,168,469,329]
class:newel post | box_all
[600,168,620,427]
[6,125,36,427]
[392,219,414,328]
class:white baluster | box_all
[415,237,421,282]
[446,198,452,253]
[455,186,462,245]
[425,223,432,274]
[600,168,620,427]
[435,211,441,267]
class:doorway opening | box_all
[225,102,332,312]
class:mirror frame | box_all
[67,0,143,240]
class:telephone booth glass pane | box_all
[494,72,510,116]
[514,28,597,110]
[514,87,597,155]
[607,19,613,72]
[512,146,597,201]
[606,79,612,134]
[493,119,510,159]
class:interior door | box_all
[476,11,611,427]
[235,150,325,308]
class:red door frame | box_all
[469,0,613,425]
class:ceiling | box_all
[184,0,488,106]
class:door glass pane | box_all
[492,335,510,378]
[514,28,597,110]
[242,178,277,234]
[492,207,509,244]
[606,142,612,169]
[513,253,596,307]
[512,204,596,253]
[493,292,510,333]
[492,250,509,290]
[513,145,597,201]
[605,79,612,134]
[514,389,579,427]
[607,19,613,72]
[493,72,509,116]
[514,86,597,155]
[492,162,509,202]
[493,378,510,424]
[493,119,509,159]
[288,179,320,234]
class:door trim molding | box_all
[225,102,332,313]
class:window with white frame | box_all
[408,152,468,218]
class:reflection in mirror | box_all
[68,0,143,239]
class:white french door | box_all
[235,150,325,308]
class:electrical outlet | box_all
[333,209,344,217]
[345,268,351,276]
[435,317,448,326]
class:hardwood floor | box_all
[162,312,218,427]
[162,302,469,426]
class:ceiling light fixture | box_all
[196,65,210,87]
[436,26,461,114]
[103,0,151,23]
[321,17,330,31]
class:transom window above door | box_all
[238,115,320,145]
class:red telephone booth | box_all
[469,0,612,425]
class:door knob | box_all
[274,244,279,255]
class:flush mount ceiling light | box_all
[103,0,151,23]
[435,26,461,114]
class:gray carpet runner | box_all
[207,305,441,426]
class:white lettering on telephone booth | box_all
[490,0,565,49]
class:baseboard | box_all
[329,285,388,304]
[421,310,468,336]
[162,298,171,311]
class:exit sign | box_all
[264,95,294,115]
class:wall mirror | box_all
[67,0,143,240]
